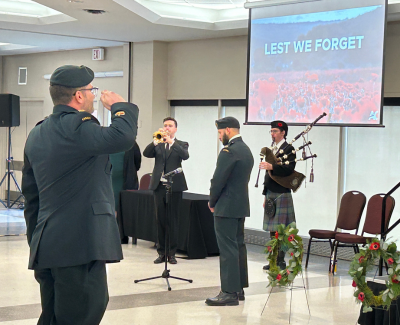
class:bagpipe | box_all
[255,112,327,192]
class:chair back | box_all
[336,191,366,232]
[362,194,395,236]
[139,173,152,190]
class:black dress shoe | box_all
[263,261,286,271]
[238,289,245,301]
[168,256,177,264]
[205,291,239,306]
[154,255,165,264]
[121,236,129,244]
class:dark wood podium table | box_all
[117,190,219,259]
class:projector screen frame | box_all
[245,0,389,127]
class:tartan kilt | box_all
[263,190,295,232]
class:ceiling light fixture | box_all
[83,9,106,14]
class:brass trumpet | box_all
[153,130,167,143]
[153,130,169,144]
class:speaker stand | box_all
[0,127,24,209]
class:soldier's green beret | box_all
[50,65,94,88]
[215,116,240,129]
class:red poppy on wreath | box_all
[290,252,294,257]
[276,274,282,281]
[275,231,279,239]
[392,276,399,284]
[388,258,394,265]
[286,269,291,275]
[288,235,295,242]
[370,242,380,250]
[277,122,283,127]
[358,292,365,302]
[358,256,365,264]
[352,280,357,288]
[267,246,272,252]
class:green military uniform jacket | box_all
[209,136,254,218]
[22,102,138,270]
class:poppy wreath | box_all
[264,222,303,287]
[349,238,400,313]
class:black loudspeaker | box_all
[0,94,20,127]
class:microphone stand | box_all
[134,174,193,291]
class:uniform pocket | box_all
[92,202,113,216]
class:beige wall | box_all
[168,36,248,100]
[383,22,400,97]
[1,46,127,115]
[132,41,169,179]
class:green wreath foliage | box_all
[264,222,303,287]
[349,238,400,313]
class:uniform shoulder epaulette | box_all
[35,116,49,126]
[72,111,100,130]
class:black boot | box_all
[238,289,245,301]
[263,250,286,270]
[277,250,286,270]
[205,291,239,306]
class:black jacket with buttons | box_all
[209,137,254,218]
[143,139,189,192]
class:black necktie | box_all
[166,143,170,152]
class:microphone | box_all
[164,167,183,178]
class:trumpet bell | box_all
[153,130,168,144]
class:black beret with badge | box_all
[215,116,240,129]
[50,65,94,88]
[271,120,288,136]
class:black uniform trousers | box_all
[34,260,108,325]
[214,216,248,293]
[154,182,182,256]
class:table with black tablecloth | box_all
[358,281,400,325]
[117,190,219,259]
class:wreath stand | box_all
[262,223,311,324]
[262,271,311,324]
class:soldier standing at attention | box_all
[206,117,254,306]
[22,65,139,325]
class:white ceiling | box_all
[0,0,399,56]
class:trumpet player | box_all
[259,120,296,271]
[143,117,189,264]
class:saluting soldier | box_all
[22,65,139,325]
[206,117,254,306]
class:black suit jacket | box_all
[143,139,189,192]
[22,103,139,270]
[209,137,254,218]
[262,141,296,194]
[123,141,141,190]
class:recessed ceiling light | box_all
[83,9,106,14]
[68,0,84,3]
